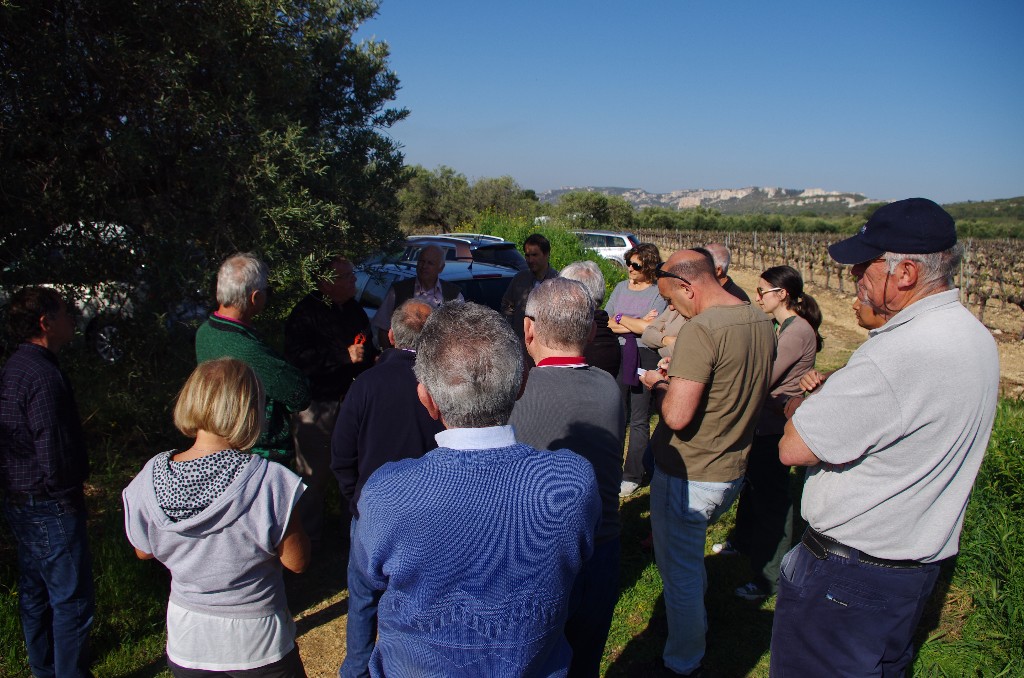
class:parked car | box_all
[572,230,640,266]
[354,259,517,324]
[1,225,209,362]
[403,234,528,271]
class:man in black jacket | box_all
[285,255,376,546]
[330,299,442,678]
[372,245,462,349]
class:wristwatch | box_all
[614,312,623,324]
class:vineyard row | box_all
[636,229,1024,322]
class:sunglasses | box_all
[756,286,782,298]
[628,261,644,271]
[654,262,691,286]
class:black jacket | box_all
[284,292,377,401]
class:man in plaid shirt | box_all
[1,286,94,677]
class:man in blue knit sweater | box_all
[353,302,601,678]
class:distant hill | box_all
[944,197,1024,224]
[538,186,882,216]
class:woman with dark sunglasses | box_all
[604,243,668,496]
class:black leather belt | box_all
[4,490,82,506]
[802,527,923,569]
[4,491,53,505]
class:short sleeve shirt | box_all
[651,303,775,482]
[794,290,999,561]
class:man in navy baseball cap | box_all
[828,197,957,265]
[770,199,999,677]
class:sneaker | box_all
[734,581,770,601]
[711,540,738,556]
[619,480,640,497]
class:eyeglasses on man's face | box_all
[628,261,643,271]
[654,262,691,286]
[756,286,782,298]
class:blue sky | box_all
[356,1,1024,203]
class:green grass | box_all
[913,399,1024,676]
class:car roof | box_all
[358,259,517,279]
[407,234,512,248]
[434,233,509,244]
[572,229,638,237]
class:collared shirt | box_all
[0,343,89,497]
[435,425,516,450]
[536,356,588,368]
[794,289,999,561]
[372,279,464,333]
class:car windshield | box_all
[454,277,513,311]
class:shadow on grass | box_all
[123,657,172,678]
[609,491,776,676]
[284,511,351,620]
[607,553,775,677]
[618,491,653,596]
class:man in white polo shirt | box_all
[770,198,1000,676]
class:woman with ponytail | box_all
[714,265,823,601]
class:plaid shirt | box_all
[0,343,89,497]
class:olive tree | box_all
[0,0,407,303]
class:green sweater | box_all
[195,314,310,462]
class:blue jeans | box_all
[650,469,742,675]
[565,537,620,678]
[339,518,382,678]
[3,495,95,678]
[769,542,940,677]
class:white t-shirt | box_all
[166,601,295,670]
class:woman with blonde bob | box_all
[123,358,310,678]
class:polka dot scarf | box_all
[153,449,253,522]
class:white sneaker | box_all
[711,540,739,556]
[619,480,640,497]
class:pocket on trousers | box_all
[15,519,53,560]
[824,579,888,611]
[779,545,817,596]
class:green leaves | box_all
[1,0,405,306]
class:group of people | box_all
[0,197,1000,678]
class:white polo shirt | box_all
[793,289,999,562]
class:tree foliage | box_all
[398,165,471,232]
[0,0,407,301]
[397,165,538,232]
[554,191,636,232]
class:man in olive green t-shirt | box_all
[639,249,774,676]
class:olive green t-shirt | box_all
[651,303,775,482]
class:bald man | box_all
[639,249,774,676]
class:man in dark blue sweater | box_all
[330,299,441,678]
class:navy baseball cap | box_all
[828,198,957,265]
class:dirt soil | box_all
[291,263,1024,677]
[726,265,1024,398]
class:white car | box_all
[573,230,640,266]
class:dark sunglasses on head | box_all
[628,261,643,271]
[654,262,691,286]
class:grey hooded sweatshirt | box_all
[122,453,304,618]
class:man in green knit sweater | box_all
[195,253,310,463]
